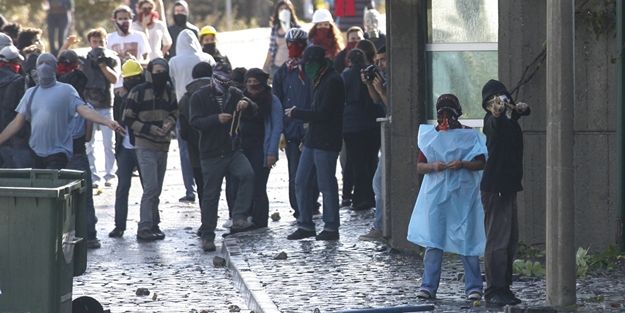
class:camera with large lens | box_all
[88,47,107,69]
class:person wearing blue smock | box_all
[407,94,487,301]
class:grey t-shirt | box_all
[16,83,83,159]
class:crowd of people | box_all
[0,0,531,307]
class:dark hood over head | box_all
[481,79,513,112]
[146,58,170,83]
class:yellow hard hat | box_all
[122,60,142,78]
[200,26,217,38]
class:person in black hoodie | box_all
[0,45,23,168]
[178,61,212,236]
[166,0,199,59]
[479,79,530,306]
[2,50,38,168]
[189,62,258,252]
[285,45,346,241]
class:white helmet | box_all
[312,8,333,24]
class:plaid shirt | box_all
[268,23,300,60]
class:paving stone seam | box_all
[222,237,281,313]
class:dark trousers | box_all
[67,154,97,239]
[34,152,68,169]
[481,191,519,298]
[114,146,141,230]
[192,166,204,204]
[227,146,271,228]
[343,127,380,208]
[340,141,354,202]
[46,11,72,56]
[285,139,319,218]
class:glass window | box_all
[427,0,498,125]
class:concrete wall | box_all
[499,0,619,251]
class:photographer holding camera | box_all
[82,27,121,188]
[359,44,388,242]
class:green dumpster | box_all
[0,169,87,313]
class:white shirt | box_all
[107,30,150,89]
[131,20,172,61]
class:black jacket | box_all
[2,77,34,149]
[480,111,529,193]
[189,85,257,159]
[179,77,211,167]
[291,66,345,152]
[0,66,21,132]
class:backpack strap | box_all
[26,85,40,117]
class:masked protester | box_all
[131,0,172,61]
[408,94,487,301]
[122,58,178,242]
[223,68,282,229]
[0,45,23,168]
[169,29,215,204]
[334,26,363,74]
[284,45,345,241]
[273,28,321,219]
[107,5,150,90]
[479,80,531,306]
[308,9,344,59]
[362,7,387,50]
[189,62,258,252]
[263,0,301,78]
[56,49,88,100]
[198,26,231,66]
[108,60,145,239]
[167,0,199,59]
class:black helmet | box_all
[285,28,308,45]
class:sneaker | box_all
[287,228,317,240]
[104,180,112,187]
[87,238,101,249]
[503,289,522,305]
[358,228,383,241]
[202,239,216,252]
[132,170,140,177]
[179,195,195,203]
[467,291,482,300]
[108,227,124,238]
[315,230,339,241]
[416,289,432,299]
[485,292,516,306]
[222,219,233,228]
[136,229,158,241]
[230,219,255,234]
[151,226,166,240]
[351,203,374,211]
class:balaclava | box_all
[435,94,463,131]
[37,53,58,88]
[173,1,189,27]
[212,63,232,96]
[148,58,170,93]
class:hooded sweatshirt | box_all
[168,29,215,102]
[178,77,211,167]
[167,0,200,59]
[123,58,179,152]
[0,62,21,132]
[2,53,38,149]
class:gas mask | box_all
[279,9,291,33]
[363,8,380,41]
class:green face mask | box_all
[304,60,323,79]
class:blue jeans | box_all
[135,148,167,232]
[67,154,97,240]
[177,122,196,199]
[11,147,36,168]
[114,146,140,230]
[421,247,483,298]
[295,147,340,231]
[199,150,254,241]
[285,139,320,218]
[372,156,383,231]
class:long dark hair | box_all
[270,1,300,27]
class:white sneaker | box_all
[222,219,233,228]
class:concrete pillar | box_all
[545,0,576,307]
[617,0,625,252]
[384,0,427,253]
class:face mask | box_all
[313,28,330,42]
[37,62,57,88]
[123,77,142,91]
[279,9,291,33]
[202,43,216,56]
[364,10,380,41]
[347,41,357,50]
[304,60,322,80]
[173,14,187,26]
[116,20,131,35]
[151,72,169,92]
[245,83,265,100]
[436,110,461,131]
[56,63,78,75]
[212,72,232,95]
[7,62,21,73]
[288,43,304,59]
